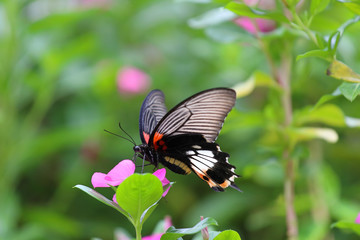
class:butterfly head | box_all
[133,144,144,154]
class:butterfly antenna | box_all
[118,122,137,146]
[104,129,134,145]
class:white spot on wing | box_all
[186,150,195,155]
[197,150,214,157]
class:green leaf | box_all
[296,49,332,61]
[225,2,288,22]
[293,104,346,127]
[315,32,326,49]
[327,60,360,83]
[161,217,218,240]
[339,82,360,101]
[332,221,360,236]
[310,0,330,15]
[116,174,163,225]
[209,231,221,239]
[213,230,241,240]
[313,94,340,109]
[74,185,127,216]
[140,202,158,225]
[340,1,360,15]
[327,31,341,54]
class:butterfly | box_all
[133,88,240,192]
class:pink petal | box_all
[91,160,135,188]
[91,172,110,188]
[107,160,136,181]
[153,168,166,181]
[142,233,163,240]
[112,194,118,204]
[163,216,172,231]
[200,216,209,240]
[356,212,360,224]
[153,168,171,196]
[162,186,170,197]
[234,17,276,34]
[117,67,150,94]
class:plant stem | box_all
[135,223,142,240]
[284,150,298,240]
[277,51,298,240]
[257,24,298,240]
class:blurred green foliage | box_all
[0,0,360,239]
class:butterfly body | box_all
[134,88,240,192]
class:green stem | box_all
[292,11,319,47]
[284,151,298,240]
[277,49,298,240]
[135,223,142,240]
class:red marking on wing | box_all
[153,132,164,150]
[143,132,150,144]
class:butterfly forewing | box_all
[139,90,168,144]
[151,88,236,144]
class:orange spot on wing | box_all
[143,132,150,144]
[219,180,230,189]
[153,132,164,150]
[153,132,163,143]
[193,169,217,188]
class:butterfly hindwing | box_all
[139,90,167,144]
[155,134,240,192]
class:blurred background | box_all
[0,0,360,239]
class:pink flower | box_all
[142,216,172,240]
[142,233,163,240]
[233,0,276,34]
[234,17,276,34]
[153,168,171,197]
[200,216,209,240]
[91,160,135,188]
[91,160,172,202]
[117,66,151,95]
[356,212,360,224]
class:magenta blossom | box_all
[117,66,151,95]
[234,17,276,34]
[142,216,172,240]
[91,160,171,202]
[91,160,135,188]
[233,0,276,35]
[200,216,209,240]
[356,212,360,224]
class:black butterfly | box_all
[133,88,240,192]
